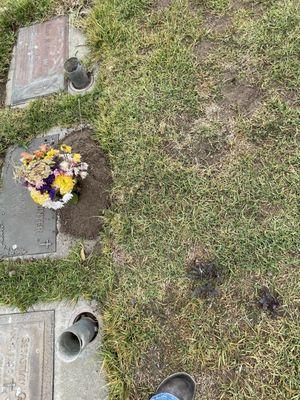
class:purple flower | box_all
[49,188,56,200]
[44,174,55,185]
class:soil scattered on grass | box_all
[257,286,281,317]
[189,258,221,280]
[192,282,219,299]
[188,258,223,299]
[58,129,112,240]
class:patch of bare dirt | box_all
[139,44,155,55]
[58,129,112,240]
[190,0,264,21]
[221,80,262,116]
[164,136,227,167]
[259,203,283,219]
[195,40,217,61]
[164,118,229,168]
[203,13,232,34]
[196,371,229,400]
[230,0,266,18]
[152,0,172,11]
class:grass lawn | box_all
[0,0,299,399]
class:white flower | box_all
[80,171,88,179]
[42,192,73,210]
[60,161,69,171]
[43,200,65,210]
[62,192,73,203]
[81,162,88,170]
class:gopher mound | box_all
[58,129,112,240]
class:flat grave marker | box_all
[0,311,54,400]
[11,16,69,105]
[0,135,58,259]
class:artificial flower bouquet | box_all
[15,143,88,210]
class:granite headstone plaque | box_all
[0,135,58,258]
[11,16,69,105]
[0,310,54,400]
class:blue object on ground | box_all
[150,393,179,400]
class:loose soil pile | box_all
[59,129,112,240]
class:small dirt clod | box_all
[189,258,224,300]
[257,286,281,316]
[189,259,221,280]
[192,282,219,299]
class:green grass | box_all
[0,0,299,399]
[240,0,300,89]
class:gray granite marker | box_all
[0,311,54,399]
[0,135,58,259]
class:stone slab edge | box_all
[0,298,109,400]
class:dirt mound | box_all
[257,286,281,317]
[58,129,112,240]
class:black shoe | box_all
[155,372,196,400]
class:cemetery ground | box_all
[0,0,299,399]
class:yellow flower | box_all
[30,189,50,206]
[53,174,75,195]
[60,144,72,153]
[45,148,59,160]
[73,153,81,162]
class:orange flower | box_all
[21,152,33,161]
[34,150,44,158]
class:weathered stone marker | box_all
[0,135,58,259]
[0,311,54,399]
[11,16,69,105]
